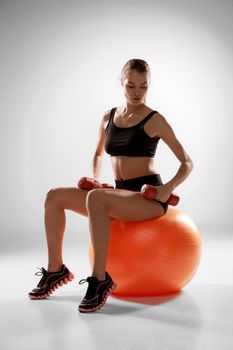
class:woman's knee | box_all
[44,187,89,216]
[86,189,106,207]
[45,188,61,206]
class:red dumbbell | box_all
[77,176,114,190]
[141,184,180,206]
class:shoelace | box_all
[34,267,48,288]
[79,272,109,285]
[79,277,93,285]
[35,267,46,276]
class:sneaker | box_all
[78,271,117,313]
[28,264,74,299]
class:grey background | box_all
[0,0,233,252]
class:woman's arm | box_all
[166,160,193,191]
[92,109,111,181]
[151,113,194,197]
[92,154,103,181]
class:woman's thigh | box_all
[45,187,89,217]
[97,188,165,221]
[46,187,166,221]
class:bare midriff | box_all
[110,156,159,181]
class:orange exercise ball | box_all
[89,208,201,297]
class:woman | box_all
[28,58,194,313]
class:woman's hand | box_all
[150,183,173,202]
[77,176,114,190]
[141,183,180,206]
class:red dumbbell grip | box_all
[141,184,180,206]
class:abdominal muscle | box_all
[111,156,159,180]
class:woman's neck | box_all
[121,102,146,117]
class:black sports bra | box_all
[104,107,160,157]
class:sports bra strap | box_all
[136,111,158,125]
[111,107,117,115]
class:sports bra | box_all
[104,107,160,157]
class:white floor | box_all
[1,230,233,350]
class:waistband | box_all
[115,173,162,185]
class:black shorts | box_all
[114,174,169,215]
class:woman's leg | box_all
[86,188,165,281]
[44,187,89,272]
[43,184,165,278]
[86,190,110,281]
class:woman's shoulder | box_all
[143,109,168,133]
[102,107,114,123]
[103,106,119,122]
[101,107,116,131]
[142,105,164,118]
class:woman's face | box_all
[122,70,150,105]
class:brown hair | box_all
[120,58,151,85]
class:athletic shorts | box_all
[114,174,169,215]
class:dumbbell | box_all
[77,176,114,190]
[141,184,180,206]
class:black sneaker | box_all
[28,264,74,299]
[78,271,117,313]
